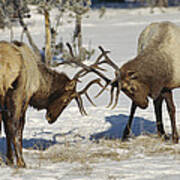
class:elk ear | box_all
[65,80,76,91]
[127,71,138,80]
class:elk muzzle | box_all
[137,97,149,109]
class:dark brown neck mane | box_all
[29,63,71,110]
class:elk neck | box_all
[29,62,71,110]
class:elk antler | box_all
[98,46,119,71]
[95,46,120,97]
[62,43,121,109]
[66,43,122,109]
[95,46,121,109]
[75,78,104,115]
[66,43,111,83]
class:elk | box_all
[96,21,180,144]
[0,9,111,168]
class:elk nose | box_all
[140,98,149,109]
[46,113,53,124]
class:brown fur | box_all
[0,41,79,167]
[121,47,173,101]
[120,22,180,106]
[120,22,180,143]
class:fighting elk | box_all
[96,21,180,144]
[0,9,110,167]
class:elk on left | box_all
[0,9,106,168]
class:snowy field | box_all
[1,5,180,180]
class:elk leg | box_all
[15,111,26,167]
[122,101,137,141]
[163,90,179,144]
[0,113,2,135]
[153,95,167,138]
[4,93,27,167]
[2,110,14,165]
[12,100,28,168]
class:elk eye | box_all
[127,71,136,78]
[130,87,135,92]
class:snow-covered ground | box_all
[1,5,180,180]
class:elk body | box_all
[121,21,180,142]
[0,40,101,167]
[98,21,180,143]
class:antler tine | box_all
[78,78,103,95]
[66,43,121,109]
[111,83,121,109]
[85,92,96,107]
[65,43,111,84]
[77,78,104,109]
[95,81,111,98]
[84,48,110,72]
[66,42,88,80]
[98,46,119,71]
[68,57,111,84]
[106,85,115,108]
[96,75,121,109]
[95,47,121,108]
[76,65,107,79]
[94,49,110,65]
[75,96,87,116]
[73,79,104,116]
[66,42,74,57]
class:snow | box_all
[1,5,180,180]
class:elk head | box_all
[96,46,150,109]
[119,70,149,109]
[46,76,102,124]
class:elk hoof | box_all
[122,128,131,141]
[162,134,170,141]
[172,135,179,144]
[6,159,14,167]
[17,159,26,168]
[122,134,131,142]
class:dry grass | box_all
[1,134,180,170]
[38,134,180,166]
[1,134,180,179]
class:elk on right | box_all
[97,21,180,144]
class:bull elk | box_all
[96,21,180,144]
[0,9,111,167]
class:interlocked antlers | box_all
[74,79,102,115]
[96,46,121,109]
[64,43,109,115]
[65,43,121,110]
